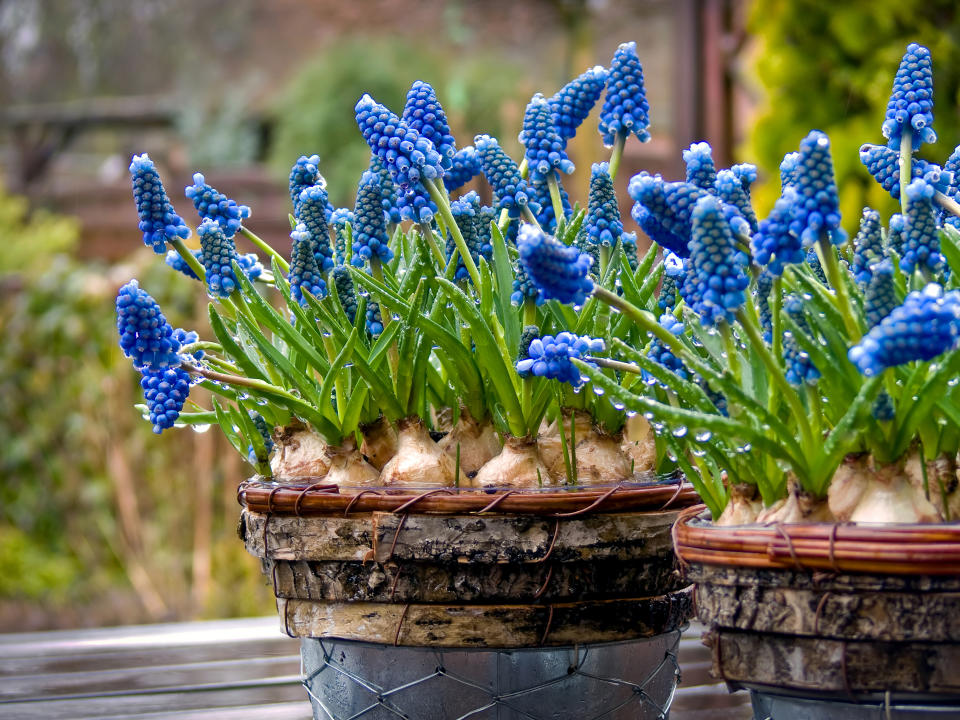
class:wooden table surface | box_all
[0,617,753,719]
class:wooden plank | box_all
[266,556,679,603]
[371,510,679,564]
[104,701,312,720]
[242,513,374,562]
[278,587,693,648]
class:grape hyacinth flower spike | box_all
[782,295,820,386]
[791,130,846,247]
[289,154,324,216]
[444,146,481,194]
[475,134,539,221]
[683,142,717,191]
[330,207,354,265]
[779,152,801,190]
[680,195,750,326]
[658,252,684,312]
[644,314,688,386]
[864,259,897,329]
[598,41,650,146]
[351,171,394,268]
[751,188,802,275]
[549,65,608,143]
[858,143,949,198]
[900,178,944,275]
[297,185,335,273]
[197,218,243,297]
[716,168,758,234]
[849,285,960,376]
[532,174,571,234]
[516,223,594,306]
[185,173,250,238]
[116,280,183,371]
[129,154,190,253]
[584,162,622,247]
[287,223,327,305]
[368,155,402,225]
[882,43,936,150]
[516,332,605,387]
[851,208,884,286]
[402,80,457,170]
[519,93,575,182]
[355,93,443,193]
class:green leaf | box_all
[317,327,358,429]
[490,221,521,353]
[207,306,268,381]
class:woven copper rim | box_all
[238,478,700,517]
[674,504,960,576]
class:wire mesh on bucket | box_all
[301,630,682,720]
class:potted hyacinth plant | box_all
[513,42,960,714]
[114,43,700,720]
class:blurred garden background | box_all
[1,0,958,631]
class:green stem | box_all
[186,364,303,403]
[935,191,960,218]
[899,133,913,214]
[370,258,400,382]
[546,172,565,230]
[520,300,536,424]
[178,341,223,355]
[719,320,741,386]
[321,334,348,424]
[770,277,783,364]
[426,178,481,288]
[599,244,612,278]
[521,205,543,231]
[240,226,289,274]
[608,131,627,181]
[169,237,206,282]
[816,236,860,340]
[418,222,448,268]
[497,208,512,237]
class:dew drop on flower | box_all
[695,430,713,442]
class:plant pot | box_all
[673,505,960,716]
[238,478,700,719]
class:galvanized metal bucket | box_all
[301,630,683,720]
[750,690,960,719]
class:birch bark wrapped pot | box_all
[239,479,699,720]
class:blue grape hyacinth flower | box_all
[444,146,482,193]
[510,262,544,307]
[197,218,244,297]
[185,173,250,238]
[247,411,275,464]
[943,144,960,228]
[864,258,898,329]
[520,93,575,182]
[355,93,444,192]
[402,80,457,170]
[445,191,490,283]
[730,163,758,194]
[851,208,884,286]
[330,207,354,265]
[368,155,402,225]
[297,185,335,273]
[289,154,324,216]
[849,284,960,376]
[658,252,684,312]
[288,223,327,305]
[516,332,604,387]
[173,328,203,360]
[365,299,384,337]
[643,314,688,387]
[532,174,571,234]
[598,41,650,146]
[351,171,394,267]
[129,153,191,253]
[900,178,944,275]
[331,265,358,325]
[715,168,758,234]
[550,65,608,143]
[116,279,183,371]
[621,231,640,271]
[516,224,594,306]
[790,130,846,247]
[858,143,950,198]
[888,213,907,257]
[680,195,750,326]
[165,248,201,280]
[584,162,622,246]
[782,294,820,385]
[475,134,539,220]
[397,185,438,225]
[779,152,801,191]
[882,43,936,150]
[683,142,717,191]
[141,365,192,434]
[756,269,775,343]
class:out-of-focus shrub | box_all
[745,1,960,230]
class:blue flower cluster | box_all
[584,162,622,246]
[445,191,491,283]
[516,224,594,306]
[550,65,608,142]
[185,173,250,238]
[330,207,354,265]
[116,280,183,370]
[779,152,800,190]
[475,134,538,219]
[598,41,650,146]
[402,80,456,170]
[366,299,384,336]
[858,143,949,198]
[141,366,192,434]
[289,154,324,216]
[849,285,960,376]
[173,328,203,360]
[165,248,201,280]
[782,295,820,385]
[900,179,943,274]
[633,205,687,256]
[864,259,897,329]
[888,213,907,257]
[197,219,244,297]
[882,43,936,149]
[790,130,846,246]
[331,265,358,324]
[683,142,717,191]
[943,145,960,228]
[730,163,758,194]
[247,411,275,465]
[680,195,750,326]
[851,208,884,286]
[444,146,481,193]
[351,171,394,267]
[806,247,828,285]
[288,223,327,305]
[515,332,604,387]
[510,261,543,307]
[129,154,191,253]
[644,314,687,386]
[532,175,571,234]
[622,231,639,271]
[658,252,684,312]
[297,185,335,273]
[397,185,438,224]
[355,93,443,192]
[715,168,758,234]
[519,93,575,182]
[368,155,402,225]
[756,270,774,342]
